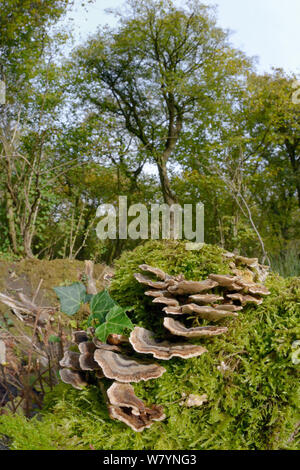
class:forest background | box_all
[1,0,299,276]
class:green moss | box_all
[0,259,106,312]
[1,241,299,450]
[110,240,232,328]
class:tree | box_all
[0,0,73,257]
[246,69,300,209]
[71,0,250,213]
[179,68,300,260]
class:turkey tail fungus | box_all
[59,258,270,433]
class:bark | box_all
[23,230,34,259]
[155,103,183,206]
[5,190,18,254]
[156,156,177,206]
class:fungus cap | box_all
[168,279,218,295]
[79,352,102,371]
[152,297,179,307]
[59,351,81,370]
[227,293,263,305]
[108,403,165,432]
[107,382,146,415]
[59,368,87,390]
[189,294,224,305]
[138,264,170,281]
[144,290,171,298]
[163,317,228,338]
[72,331,89,344]
[134,273,168,290]
[162,306,183,315]
[129,327,207,360]
[208,274,243,291]
[94,349,166,382]
[181,304,239,321]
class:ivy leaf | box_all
[95,305,134,342]
[89,289,116,324]
[84,293,93,303]
[54,282,86,316]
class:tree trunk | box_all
[156,157,177,206]
[23,229,34,259]
[5,191,18,254]
[156,156,178,237]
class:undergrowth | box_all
[0,241,299,450]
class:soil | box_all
[0,258,109,316]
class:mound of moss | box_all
[110,240,232,329]
[0,258,107,315]
[0,241,299,450]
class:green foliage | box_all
[1,242,299,450]
[0,0,299,264]
[53,283,134,341]
[89,290,134,342]
[54,282,87,316]
[48,335,61,344]
[270,246,300,278]
[89,289,117,324]
[110,240,232,328]
[95,305,133,342]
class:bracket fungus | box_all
[152,297,179,307]
[235,256,259,268]
[189,294,224,304]
[134,273,169,290]
[139,264,171,281]
[129,327,207,359]
[58,256,271,433]
[59,351,81,370]
[162,306,183,315]
[223,252,270,283]
[59,368,88,390]
[107,382,166,432]
[94,349,166,383]
[247,285,270,296]
[181,304,239,321]
[79,352,102,371]
[78,341,96,354]
[72,330,89,344]
[163,317,228,338]
[208,274,243,290]
[213,304,243,312]
[107,382,146,414]
[135,263,269,320]
[226,293,263,306]
[168,279,218,295]
[144,289,171,298]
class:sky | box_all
[66,0,300,75]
